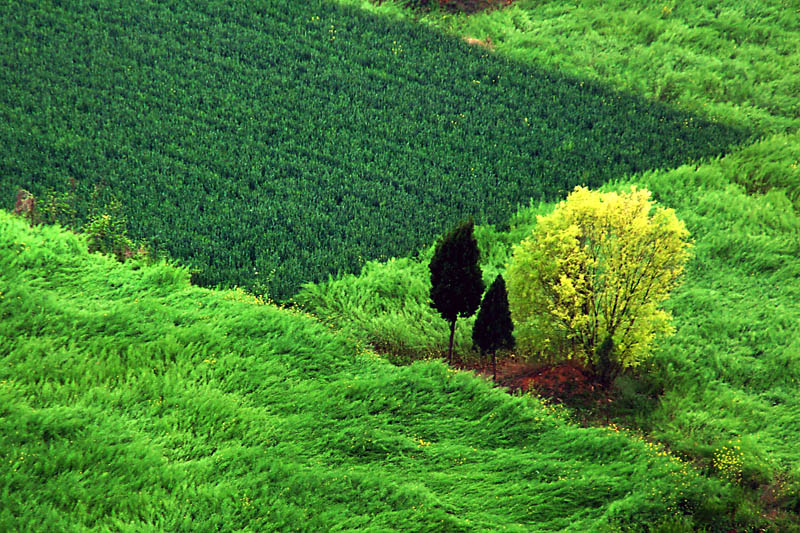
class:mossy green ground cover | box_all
[0,0,747,300]
[0,212,737,531]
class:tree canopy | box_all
[473,274,514,381]
[429,218,484,362]
[506,186,692,375]
[473,274,514,355]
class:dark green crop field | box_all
[0,0,748,299]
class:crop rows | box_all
[0,0,748,299]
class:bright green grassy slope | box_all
[637,141,800,478]
[1,211,741,531]
[346,0,800,136]
[308,4,800,525]
[296,132,800,524]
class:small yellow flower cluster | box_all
[413,435,431,448]
[8,450,36,473]
[222,286,271,306]
[713,444,744,484]
[147,396,164,407]
[391,40,403,56]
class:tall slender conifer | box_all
[429,218,484,364]
[472,274,515,382]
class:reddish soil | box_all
[453,355,599,403]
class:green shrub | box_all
[506,186,692,379]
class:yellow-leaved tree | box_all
[506,186,691,386]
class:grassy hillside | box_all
[296,132,800,362]
[3,0,799,530]
[0,211,744,531]
[0,0,748,300]
[302,3,800,522]
[297,130,800,527]
[346,0,800,135]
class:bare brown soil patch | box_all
[452,355,599,402]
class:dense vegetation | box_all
[348,0,800,135]
[297,134,800,528]
[297,3,800,528]
[0,212,742,531]
[296,2,800,523]
[506,186,692,372]
[0,0,748,300]
[428,218,484,362]
[3,0,800,529]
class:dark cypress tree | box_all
[429,218,484,364]
[472,274,515,382]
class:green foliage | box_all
[713,131,800,212]
[429,218,484,323]
[295,257,454,364]
[472,274,513,355]
[472,274,513,380]
[37,177,79,228]
[349,0,800,134]
[0,0,748,300]
[11,185,153,264]
[506,187,692,373]
[12,184,81,228]
[3,0,800,527]
[394,0,508,14]
[84,198,144,262]
[430,218,484,362]
[0,211,740,531]
[305,0,797,527]
[295,149,800,527]
[633,157,800,495]
[294,221,533,365]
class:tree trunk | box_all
[447,319,457,364]
[492,351,497,383]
